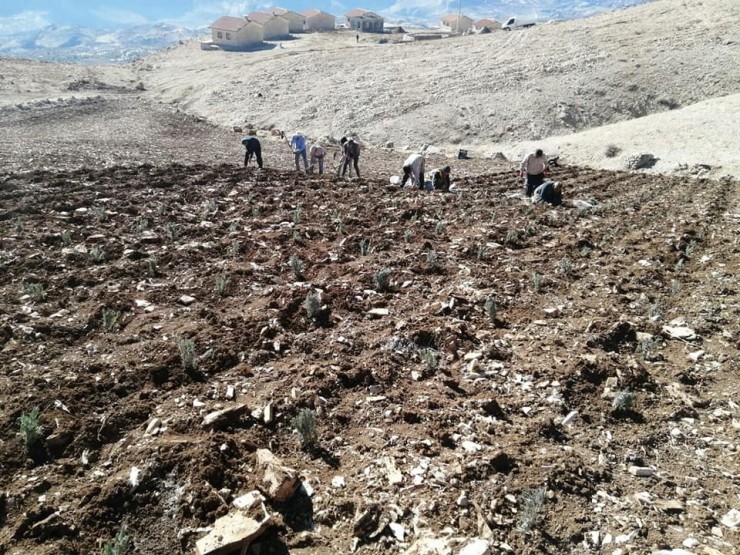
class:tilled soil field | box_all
[0,103,739,555]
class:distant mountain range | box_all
[0,23,204,64]
[0,0,651,64]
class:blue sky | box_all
[1,0,466,30]
[0,1,639,32]
[0,1,389,30]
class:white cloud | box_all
[167,1,271,28]
[92,8,150,25]
[0,10,51,34]
[384,0,452,17]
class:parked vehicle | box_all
[502,17,536,31]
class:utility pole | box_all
[457,0,462,33]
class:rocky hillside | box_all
[134,0,739,150]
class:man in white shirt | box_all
[309,142,326,175]
[400,153,425,189]
[520,149,548,197]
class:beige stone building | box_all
[302,9,336,31]
[209,16,264,49]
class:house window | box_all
[226,32,231,39]
[217,31,223,38]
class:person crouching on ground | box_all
[242,134,263,169]
[290,131,308,173]
[520,148,548,197]
[340,136,361,178]
[400,153,425,189]
[532,181,562,206]
[430,166,451,192]
[309,142,326,174]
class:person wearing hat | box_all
[290,131,308,173]
[532,181,562,206]
[241,133,263,168]
[430,166,452,192]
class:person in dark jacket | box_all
[242,134,263,168]
[430,166,451,192]
[340,136,361,178]
[532,181,562,206]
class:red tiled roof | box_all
[248,11,278,24]
[474,18,497,27]
[210,16,249,32]
[442,13,471,23]
[345,9,371,17]
[302,9,321,17]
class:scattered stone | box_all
[662,325,697,340]
[651,550,697,555]
[720,508,740,528]
[627,153,657,170]
[263,402,274,424]
[225,385,235,400]
[389,522,405,541]
[353,503,382,538]
[255,449,299,502]
[179,295,196,305]
[459,539,491,555]
[202,403,249,428]
[195,503,272,555]
[628,466,654,477]
[687,350,705,362]
[544,307,560,318]
[383,457,404,486]
[233,490,265,510]
[331,476,346,489]
[368,307,389,317]
[561,410,578,427]
[461,440,482,453]
[456,491,469,507]
[145,417,162,435]
[655,499,685,513]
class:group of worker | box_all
[241,133,562,206]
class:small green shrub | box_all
[23,283,46,302]
[89,247,106,264]
[216,275,230,297]
[178,338,197,372]
[304,290,321,320]
[102,524,130,555]
[102,308,121,332]
[289,255,304,278]
[557,257,573,276]
[476,245,487,261]
[292,206,303,224]
[532,271,543,293]
[505,229,520,246]
[404,230,414,243]
[148,258,159,277]
[165,223,179,241]
[374,268,392,292]
[227,240,240,258]
[612,390,636,413]
[419,349,439,370]
[61,231,73,245]
[485,296,497,322]
[359,238,372,256]
[19,408,42,450]
[293,408,318,449]
[426,249,437,267]
[517,487,546,534]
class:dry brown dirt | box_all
[0,92,739,555]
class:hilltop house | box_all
[302,9,336,31]
[272,8,305,33]
[473,18,501,31]
[247,11,290,40]
[209,16,264,49]
[441,14,474,33]
[345,9,384,33]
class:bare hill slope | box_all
[135,0,739,151]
